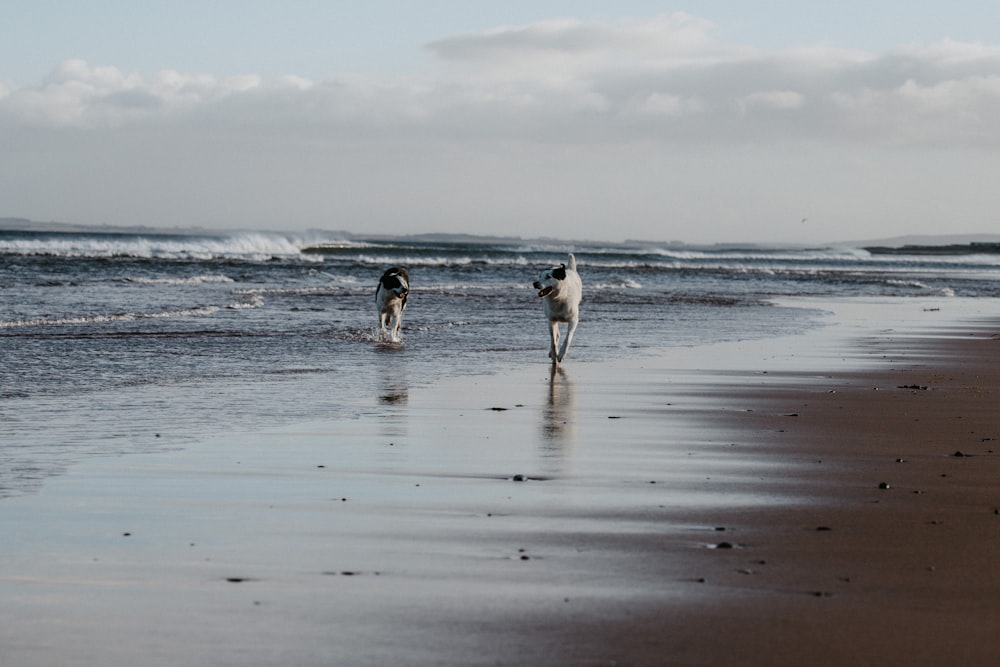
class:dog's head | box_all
[380,268,409,298]
[533,263,567,298]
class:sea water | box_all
[3,228,1000,497]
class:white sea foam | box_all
[226,295,265,310]
[0,306,219,328]
[124,274,235,285]
[233,286,340,296]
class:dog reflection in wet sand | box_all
[532,253,582,365]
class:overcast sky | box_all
[3,1,1000,244]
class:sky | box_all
[3,1,1000,245]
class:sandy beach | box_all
[3,298,1000,666]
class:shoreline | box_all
[3,297,1000,665]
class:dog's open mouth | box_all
[537,286,554,298]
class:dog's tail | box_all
[567,253,577,271]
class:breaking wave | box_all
[0,231,340,261]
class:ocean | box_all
[3,227,1000,498]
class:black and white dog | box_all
[532,253,582,365]
[376,267,409,342]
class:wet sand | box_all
[2,299,1000,665]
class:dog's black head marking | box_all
[383,274,406,292]
[552,264,567,281]
[377,267,410,300]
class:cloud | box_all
[426,12,723,65]
[737,90,806,112]
[4,16,1000,151]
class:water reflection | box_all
[375,352,409,440]
[541,366,575,454]
[378,369,409,407]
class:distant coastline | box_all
[0,217,214,236]
[4,216,1000,252]
[865,242,1000,255]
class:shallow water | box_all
[4,229,1000,497]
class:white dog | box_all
[532,253,582,364]
[376,267,409,342]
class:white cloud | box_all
[4,20,1000,150]
[427,12,720,63]
[737,90,806,112]
[627,92,706,117]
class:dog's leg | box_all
[549,320,561,364]
[390,312,402,343]
[557,318,578,363]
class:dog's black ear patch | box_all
[552,265,567,280]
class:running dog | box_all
[532,253,582,364]
[376,267,409,342]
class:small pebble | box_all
[878,482,891,489]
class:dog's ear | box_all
[552,264,567,280]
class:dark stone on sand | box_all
[715,541,734,549]
[489,407,508,411]
[879,482,891,489]
[816,526,832,531]
[952,450,968,457]
[512,474,527,482]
